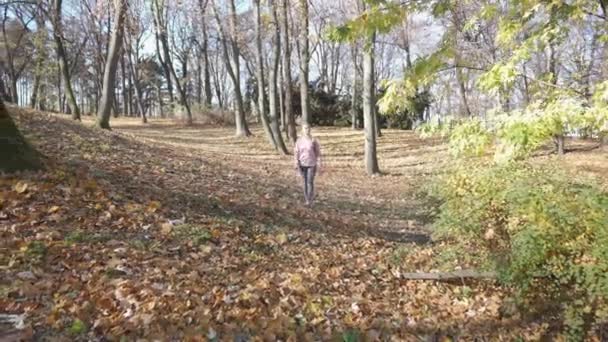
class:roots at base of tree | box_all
[0,104,43,173]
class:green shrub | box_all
[430,161,608,339]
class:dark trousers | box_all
[299,166,317,204]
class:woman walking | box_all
[294,124,322,206]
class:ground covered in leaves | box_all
[2,107,608,341]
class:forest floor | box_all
[2,107,608,341]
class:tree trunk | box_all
[9,78,18,105]
[281,0,296,142]
[211,0,251,137]
[253,0,277,148]
[350,46,358,130]
[199,0,213,107]
[298,0,310,125]
[454,58,471,117]
[96,0,127,129]
[120,54,129,116]
[554,135,565,155]
[30,75,40,109]
[362,31,380,175]
[124,33,146,123]
[152,1,174,104]
[269,0,288,154]
[0,98,42,172]
[52,0,80,120]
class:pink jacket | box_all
[294,136,321,167]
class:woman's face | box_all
[303,125,311,136]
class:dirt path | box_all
[112,121,446,244]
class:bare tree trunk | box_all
[96,0,127,129]
[52,0,80,120]
[281,0,296,142]
[454,56,471,117]
[298,0,310,125]
[253,0,277,148]
[211,0,251,137]
[363,30,379,175]
[124,32,146,123]
[350,45,358,130]
[269,0,288,154]
[199,0,213,107]
[120,54,129,116]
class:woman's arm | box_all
[314,139,322,169]
[293,140,300,169]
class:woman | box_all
[294,124,322,206]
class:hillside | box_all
[2,107,607,340]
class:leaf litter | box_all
[3,107,607,340]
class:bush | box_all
[430,161,608,339]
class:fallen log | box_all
[400,269,497,281]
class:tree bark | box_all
[96,0,127,129]
[281,0,297,142]
[269,0,288,154]
[198,0,213,107]
[298,0,310,125]
[350,46,358,130]
[124,32,146,123]
[0,98,42,172]
[211,0,251,136]
[253,0,277,148]
[52,0,80,120]
[362,30,380,175]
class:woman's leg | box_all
[300,166,310,203]
[306,166,317,204]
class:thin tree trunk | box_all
[454,56,470,117]
[124,33,146,123]
[120,55,129,116]
[96,0,127,129]
[253,0,277,148]
[350,46,358,130]
[211,0,251,136]
[281,0,296,142]
[9,78,18,105]
[298,0,310,125]
[52,0,80,120]
[199,0,213,107]
[269,0,288,154]
[363,30,379,175]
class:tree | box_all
[0,97,42,172]
[269,0,288,154]
[253,0,277,149]
[211,0,251,137]
[50,0,80,120]
[362,28,379,175]
[197,0,213,107]
[96,0,127,129]
[280,0,296,142]
[1,5,34,105]
[350,45,359,130]
[298,0,310,125]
